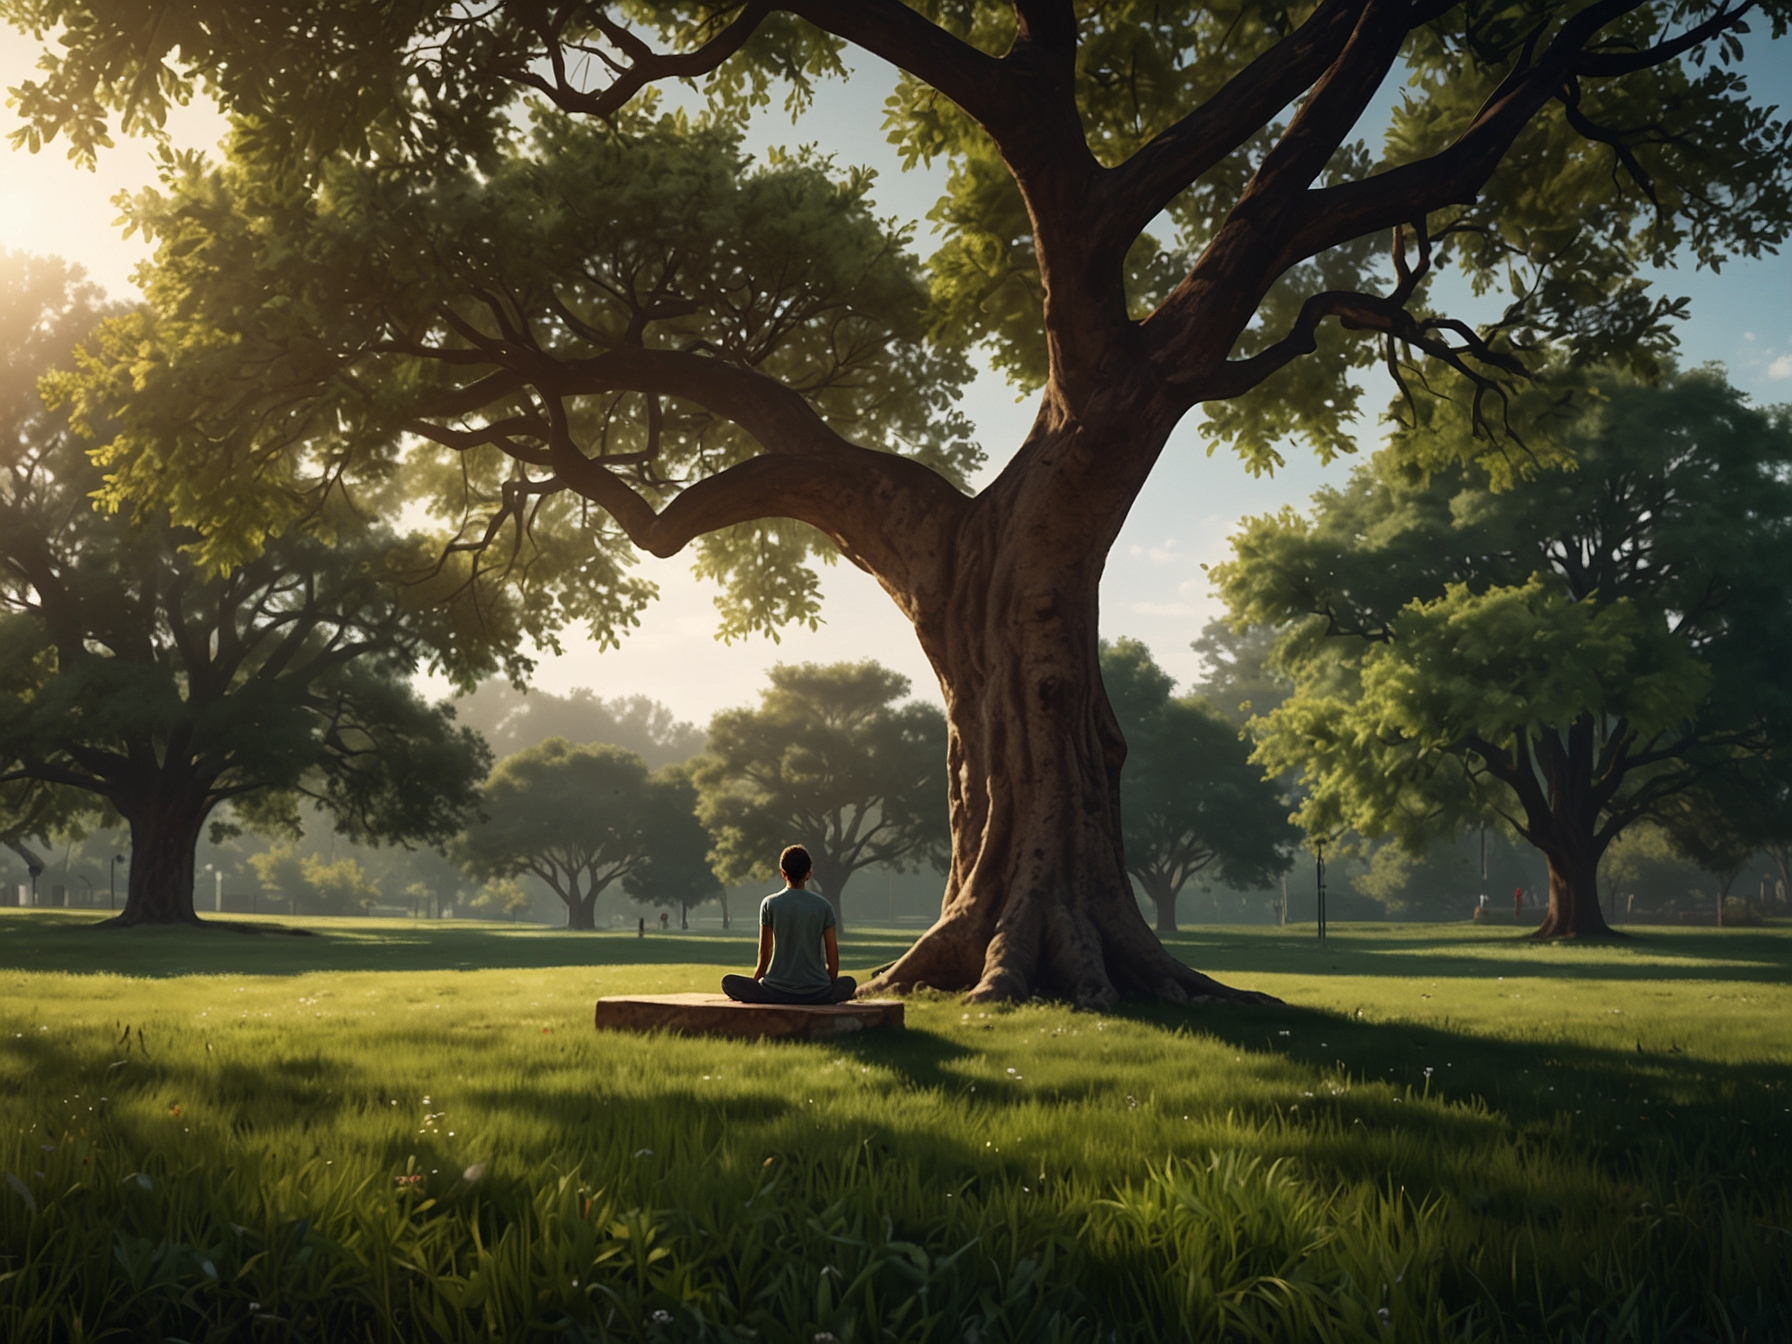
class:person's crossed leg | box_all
[720,972,857,1005]
[721,845,856,1005]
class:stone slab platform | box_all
[594,993,903,1040]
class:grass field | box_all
[1,911,1787,1342]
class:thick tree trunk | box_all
[863,498,1272,1008]
[566,886,598,931]
[1534,834,1615,938]
[97,780,213,927]
[1134,873,1179,933]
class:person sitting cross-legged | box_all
[720,845,856,1005]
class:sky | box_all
[4,24,1790,728]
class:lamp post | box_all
[205,863,222,912]
[109,853,126,911]
[1479,821,1488,914]
[1315,837,1327,945]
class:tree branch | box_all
[1097,0,1376,246]
[786,1,1014,132]
[503,1,777,120]
[404,342,973,583]
[1277,0,1754,274]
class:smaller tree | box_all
[1598,823,1677,921]
[622,762,721,927]
[1102,640,1295,933]
[1653,769,1775,918]
[455,738,707,930]
[307,856,383,917]
[1189,620,1292,729]
[249,846,381,917]
[472,877,532,923]
[692,662,947,932]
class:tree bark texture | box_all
[97,777,213,928]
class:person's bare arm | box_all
[823,926,840,980]
[753,924,773,979]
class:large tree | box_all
[1215,370,1792,937]
[455,737,711,929]
[10,2,1790,1000]
[691,661,946,931]
[1102,639,1295,932]
[0,256,492,927]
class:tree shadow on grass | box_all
[828,1023,978,1094]
[1105,995,1792,1186]
[1164,924,1792,983]
[0,911,916,980]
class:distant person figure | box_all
[659,910,669,931]
[721,845,856,1005]
[1513,886,1524,922]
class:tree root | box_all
[861,896,1281,1008]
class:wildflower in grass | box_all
[649,1309,672,1324]
[815,1334,841,1344]
[463,1163,486,1182]
[1378,1307,1392,1328]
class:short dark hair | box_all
[779,845,812,882]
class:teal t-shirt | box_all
[760,887,835,995]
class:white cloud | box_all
[1770,354,1792,380]
[1744,332,1757,341]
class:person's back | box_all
[759,886,835,997]
[719,844,856,1005]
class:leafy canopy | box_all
[46,106,979,663]
[3,0,1785,611]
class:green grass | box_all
[1,911,1788,1342]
